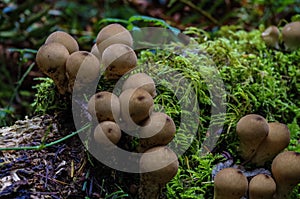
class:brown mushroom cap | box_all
[87,91,120,122]
[261,25,280,49]
[236,114,269,160]
[251,122,290,166]
[140,146,179,183]
[282,21,300,51]
[94,121,121,147]
[271,151,300,199]
[138,112,176,152]
[45,31,79,54]
[65,51,100,92]
[119,88,154,127]
[139,146,179,199]
[122,73,157,97]
[36,42,70,95]
[101,43,137,80]
[96,23,133,56]
[249,174,276,199]
[213,167,248,199]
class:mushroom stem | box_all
[271,151,300,199]
[273,184,296,199]
[138,174,163,199]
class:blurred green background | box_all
[1,0,300,126]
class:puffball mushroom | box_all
[101,43,137,80]
[45,31,79,54]
[271,151,300,199]
[36,42,70,95]
[122,73,157,97]
[261,25,280,49]
[90,43,102,63]
[96,23,133,56]
[282,21,300,51]
[251,122,290,166]
[65,51,100,92]
[236,114,269,161]
[87,91,120,122]
[138,112,176,152]
[139,146,179,199]
[94,121,121,148]
[119,88,154,127]
[249,174,276,199]
[213,167,248,199]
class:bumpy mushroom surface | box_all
[251,122,290,166]
[213,167,248,199]
[94,121,121,148]
[261,25,280,49]
[138,112,176,152]
[249,174,276,199]
[101,43,137,80]
[271,151,300,199]
[36,42,70,95]
[45,31,79,54]
[122,73,157,97]
[282,21,300,51]
[87,91,120,122]
[96,23,133,56]
[139,146,179,199]
[65,51,100,92]
[236,114,269,161]
[119,88,154,129]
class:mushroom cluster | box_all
[36,31,101,94]
[214,113,299,199]
[236,114,290,165]
[36,23,179,198]
[36,23,137,95]
[87,71,178,199]
[261,21,300,51]
[87,24,178,198]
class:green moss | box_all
[31,77,68,114]
[31,25,300,198]
[137,25,300,198]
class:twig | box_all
[180,0,221,26]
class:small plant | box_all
[31,77,67,114]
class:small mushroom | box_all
[122,73,157,97]
[213,167,248,199]
[93,121,121,148]
[261,25,280,49]
[138,112,176,152]
[249,174,276,199]
[119,88,154,129]
[139,146,179,199]
[36,42,70,95]
[271,151,300,199]
[45,31,79,54]
[236,114,269,161]
[101,43,137,80]
[87,91,120,122]
[282,21,300,51]
[251,122,290,166]
[65,51,100,92]
[96,23,133,56]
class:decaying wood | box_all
[0,115,88,198]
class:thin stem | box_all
[180,0,221,26]
[0,123,91,151]
[8,62,35,108]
